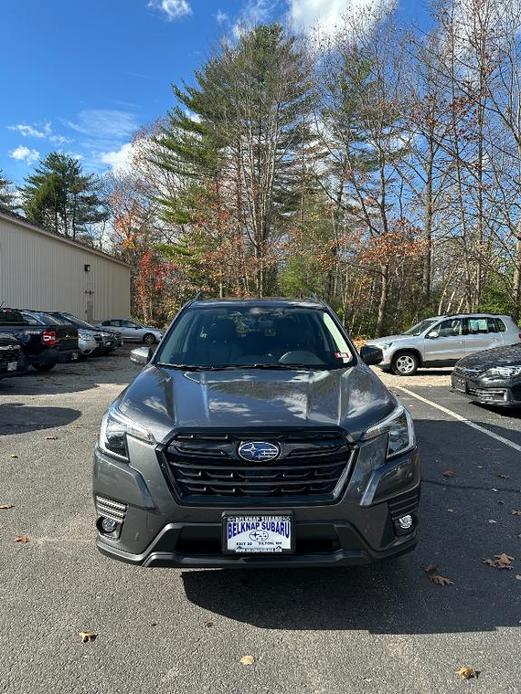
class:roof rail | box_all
[304,293,327,306]
[182,290,206,310]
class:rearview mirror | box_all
[360,345,384,366]
[130,346,154,366]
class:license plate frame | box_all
[222,512,295,555]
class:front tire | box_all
[391,351,419,376]
[143,333,156,346]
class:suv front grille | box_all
[163,429,354,504]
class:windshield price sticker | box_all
[224,515,293,553]
[334,351,351,363]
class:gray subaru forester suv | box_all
[93,298,420,568]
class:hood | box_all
[116,364,397,445]
[457,343,521,372]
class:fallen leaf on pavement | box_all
[515,575,521,581]
[0,504,15,510]
[456,666,479,680]
[430,574,454,586]
[45,435,58,440]
[482,553,514,569]
[79,631,97,643]
[240,655,255,666]
[498,474,509,480]
[424,563,438,574]
[10,454,18,459]
[15,535,29,544]
[488,520,497,524]
[442,470,455,478]
[512,510,521,516]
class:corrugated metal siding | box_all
[0,216,130,322]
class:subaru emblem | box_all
[238,441,280,462]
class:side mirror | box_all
[130,346,154,366]
[360,345,384,366]
[426,331,439,339]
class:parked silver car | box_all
[97,319,163,345]
[52,312,122,355]
[365,314,521,375]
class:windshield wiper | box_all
[157,362,328,371]
[228,363,326,370]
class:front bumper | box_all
[0,354,27,379]
[93,435,420,568]
[451,372,521,407]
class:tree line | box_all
[3,0,521,337]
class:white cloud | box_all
[9,145,40,164]
[288,0,395,36]
[99,142,134,174]
[8,122,51,138]
[7,121,71,146]
[50,134,72,145]
[216,9,228,25]
[147,0,192,21]
[65,109,138,140]
[232,0,279,38]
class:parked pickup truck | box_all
[0,332,26,379]
[0,308,79,371]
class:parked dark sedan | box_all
[451,343,521,406]
[0,332,26,379]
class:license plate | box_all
[7,362,17,372]
[71,352,78,360]
[453,377,466,392]
[223,514,294,554]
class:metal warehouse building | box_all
[0,210,130,323]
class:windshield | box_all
[403,319,438,336]
[60,314,96,330]
[30,311,66,325]
[155,306,355,370]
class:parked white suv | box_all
[366,314,521,375]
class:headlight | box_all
[483,366,521,379]
[99,406,155,461]
[364,406,415,460]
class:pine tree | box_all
[0,170,18,212]
[154,24,315,295]
[20,153,108,239]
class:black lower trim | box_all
[97,520,418,569]
[423,359,458,367]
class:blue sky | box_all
[0,0,430,186]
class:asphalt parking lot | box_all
[1,355,520,694]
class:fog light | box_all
[397,514,413,530]
[100,517,118,534]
